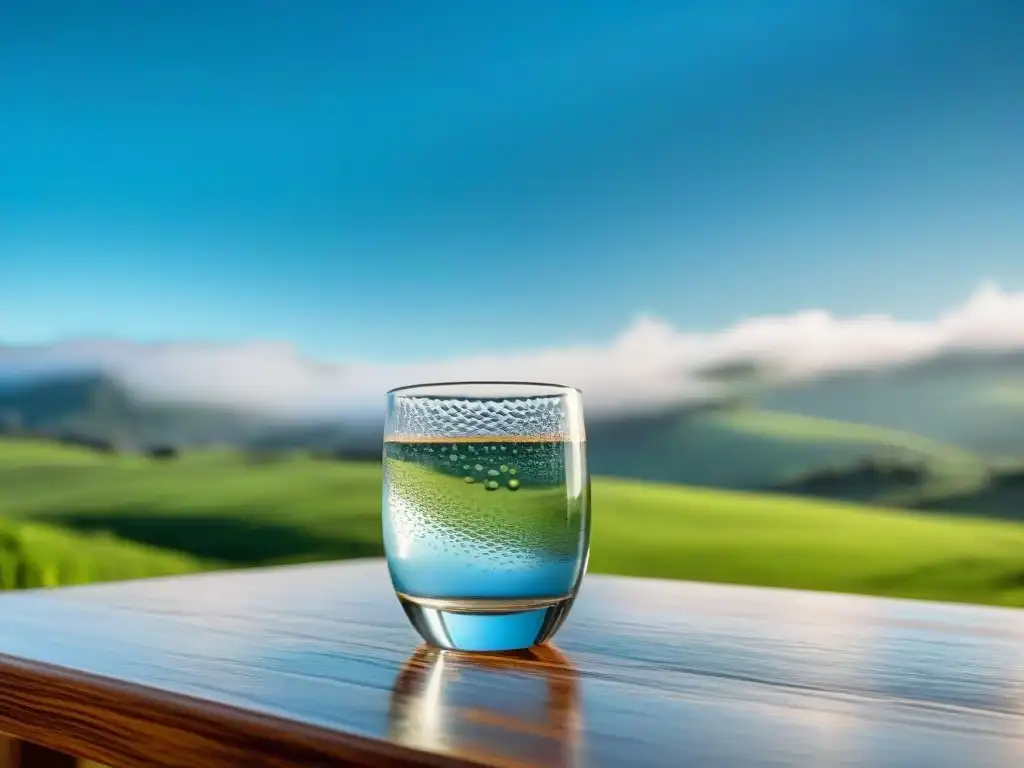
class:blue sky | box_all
[2,1,1023,362]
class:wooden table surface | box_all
[0,559,1023,768]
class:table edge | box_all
[0,652,481,768]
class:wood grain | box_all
[0,559,1023,767]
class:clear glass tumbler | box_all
[383,382,590,652]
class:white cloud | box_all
[3,282,1024,418]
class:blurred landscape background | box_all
[3,1,1024,607]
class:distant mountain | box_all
[0,372,135,436]
[759,349,1024,457]
[2,347,1024,505]
[651,355,1024,513]
[0,372,276,450]
[584,349,1024,492]
[0,370,388,457]
[582,404,975,491]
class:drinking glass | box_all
[383,382,590,652]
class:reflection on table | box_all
[389,644,581,767]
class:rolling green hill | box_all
[759,354,1024,457]
[592,478,1024,607]
[0,517,209,589]
[712,408,990,502]
[3,437,1024,606]
[589,404,990,501]
[0,439,385,566]
[711,408,977,465]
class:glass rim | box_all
[387,380,582,398]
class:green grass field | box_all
[0,517,208,589]
[2,437,1024,607]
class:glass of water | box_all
[383,382,590,652]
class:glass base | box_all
[397,593,576,652]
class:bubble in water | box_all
[485,479,500,490]
[500,465,509,473]
[487,469,499,477]
[474,464,483,471]
[509,468,518,476]
[508,478,521,490]
[463,464,470,470]
[464,476,475,483]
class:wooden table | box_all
[0,560,1022,767]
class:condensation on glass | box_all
[383,382,590,652]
